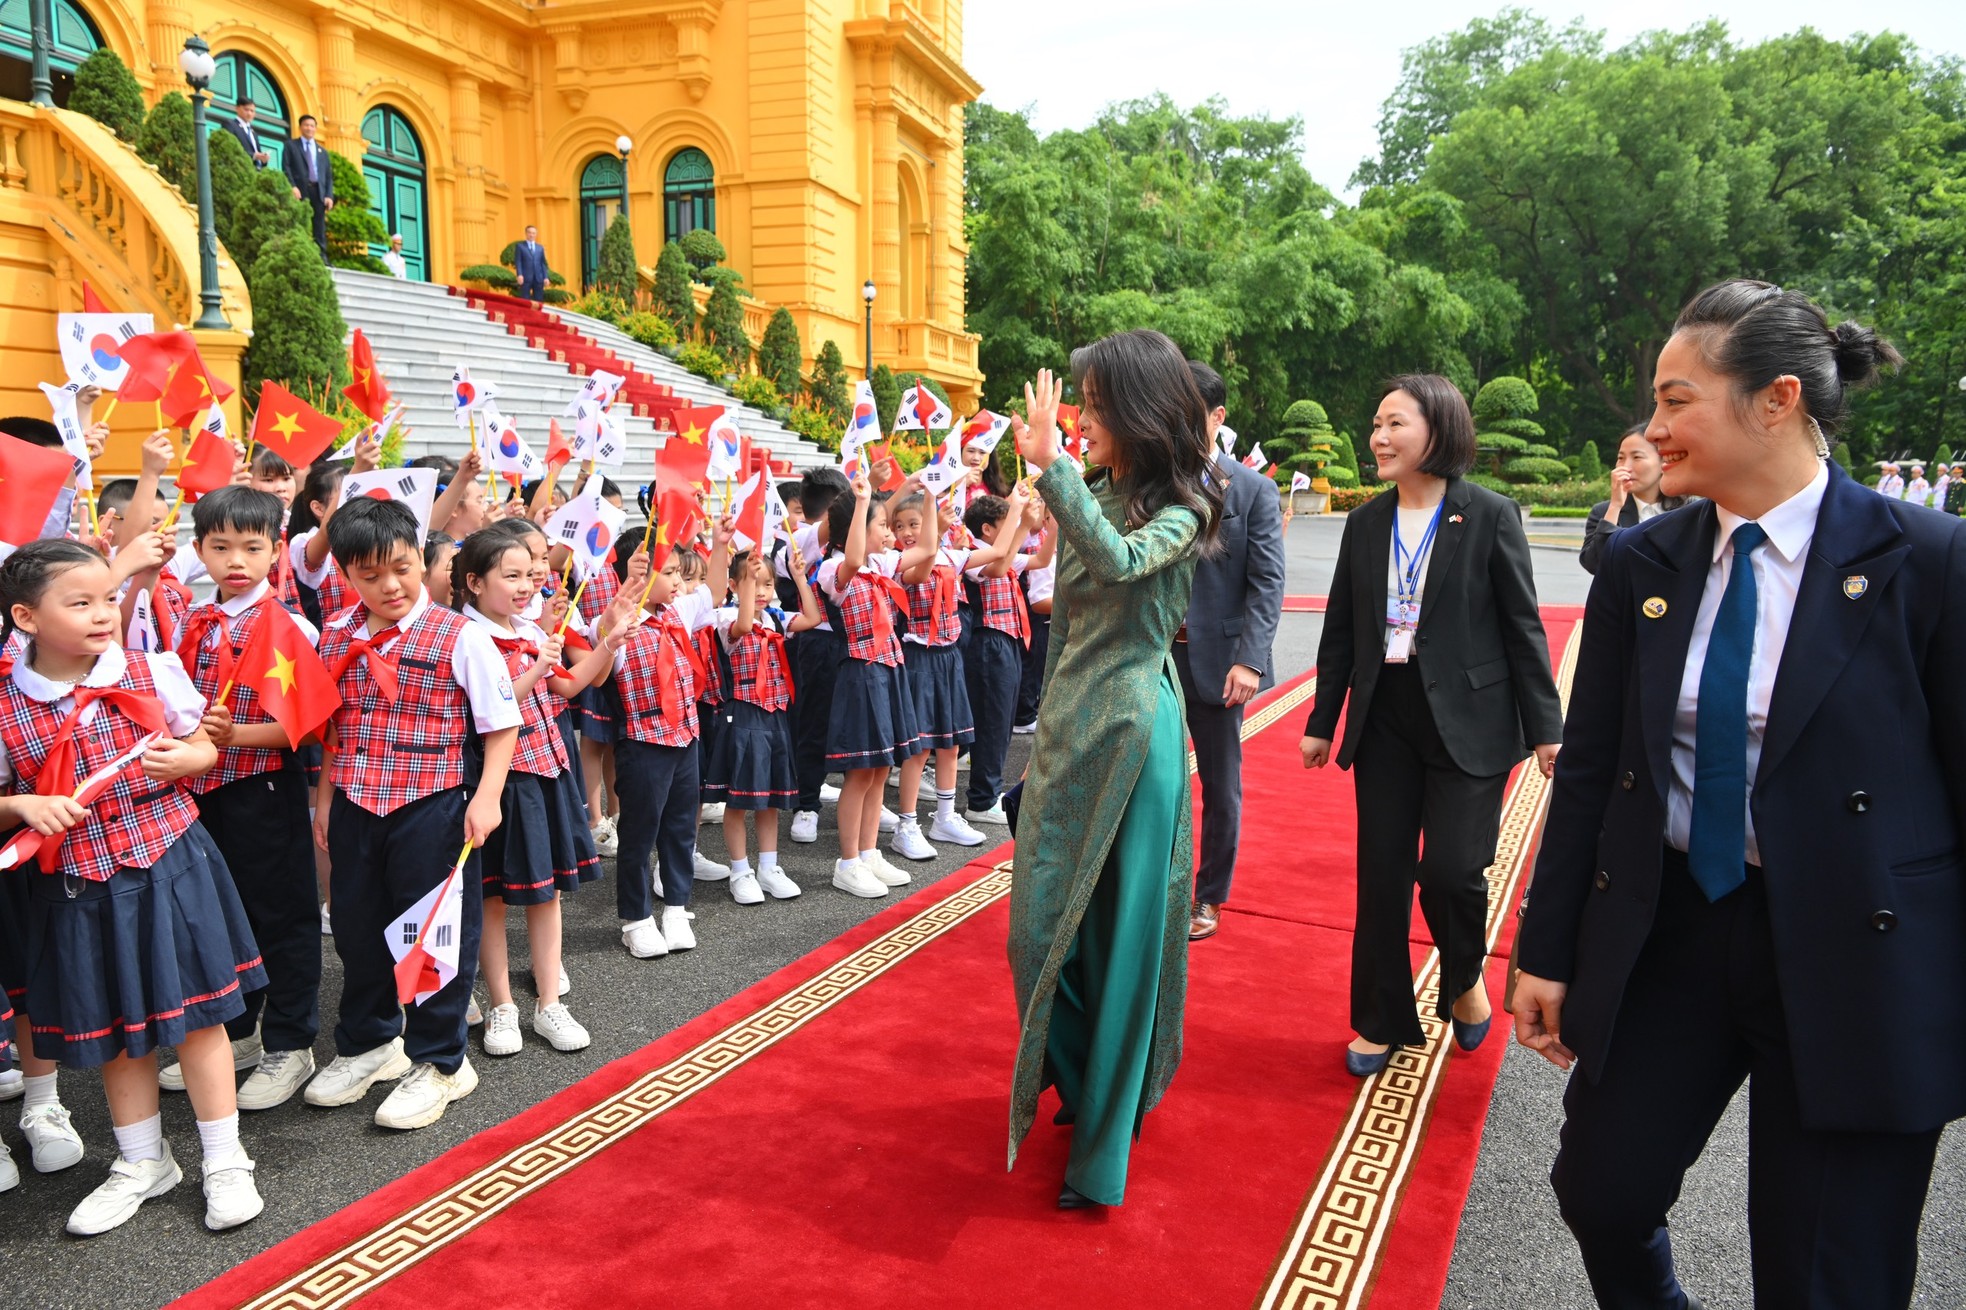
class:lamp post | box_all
[27,0,54,107]
[180,36,229,332]
[862,278,877,380]
[615,134,633,224]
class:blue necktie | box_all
[1687,522,1767,900]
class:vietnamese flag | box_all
[654,428,712,493]
[251,381,345,467]
[648,485,704,574]
[546,417,574,468]
[865,442,906,492]
[81,281,110,314]
[341,329,393,422]
[175,426,237,499]
[157,343,234,428]
[0,432,80,548]
[669,404,722,449]
[115,331,199,404]
[232,604,342,747]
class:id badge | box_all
[1386,627,1414,663]
[1385,596,1418,664]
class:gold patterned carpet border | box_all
[237,674,1323,1310]
[1255,617,1585,1310]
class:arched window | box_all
[205,51,288,162]
[361,105,428,280]
[663,147,715,243]
[0,0,101,104]
[579,154,625,291]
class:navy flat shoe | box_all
[1452,1013,1493,1052]
[1345,1045,1393,1077]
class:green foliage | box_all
[1474,376,1554,481]
[677,228,727,274]
[758,308,804,398]
[460,264,518,289]
[1276,398,1347,484]
[810,339,850,422]
[1830,441,1852,472]
[654,242,696,336]
[870,365,901,435]
[1504,478,1613,508]
[1575,438,1604,481]
[1526,505,1595,518]
[70,48,147,142]
[566,290,628,324]
[1501,455,1574,484]
[544,288,572,305]
[785,404,840,452]
[324,153,389,274]
[242,230,348,407]
[675,341,729,382]
[206,128,256,245]
[226,168,309,278]
[595,213,639,301]
[135,93,197,197]
[1936,443,1956,468]
[618,310,678,350]
[702,277,750,372]
[728,374,782,411]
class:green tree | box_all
[810,339,850,421]
[326,152,390,273]
[1475,377,1568,483]
[1575,438,1604,481]
[758,307,803,398]
[206,127,257,244]
[135,93,197,197]
[595,213,638,301]
[242,230,348,406]
[870,365,901,435]
[654,241,695,335]
[677,228,726,275]
[227,168,309,277]
[69,48,147,142]
[702,276,750,372]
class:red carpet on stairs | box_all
[179,613,1582,1310]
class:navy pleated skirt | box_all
[482,769,602,906]
[703,699,797,810]
[905,642,975,750]
[826,658,922,771]
[574,680,622,745]
[22,822,265,1068]
[0,864,27,1026]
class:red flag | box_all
[865,441,906,492]
[341,329,393,422]
[648,486,703,574]
[232,604,342,747]
[81,282,110,314]
[730,470,768,551]
[131,337,233,427]
[669,404,721,448]
[115,331,198,404]
[250,382,345,467]
[654,430,711,492]
[175,427,237,499]
[546,418,574,468]
[0,432,79,547]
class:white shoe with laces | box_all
[303,1038,413,1108]
[878,806,900,834]
[1012,720,1038,735]
[759,866,802,899]
[864,849,913,888]
[889,817,936,862]
[820,783,842,803]
[0,1068,23,1101]
[19,1101,86,1172]
[373,1058,478,1130]
[693,850,731,881]
[0,1141,16,1193]
[789,810,820,843]
[621,917,669,958]
[237,1048,315,1112]
[699,802,727,824]
[968,800,1009,827]
[532,1003,591,1052]
[831,860,888,899]
[320,903,333,936]
[160,1032,262,1091]
[661,906,697,952]
[591,816,619,858]
[66,1145,181,1235]
[927,813,988,847]
[729,872,765,905]
[466,996,484,1026]
[483,1004,523,1057]
[201,1146,263,1230]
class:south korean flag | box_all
[339,466,439,537]
[389,850,467,1006]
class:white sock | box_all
[730,856,752,876]
[196,1112,240,1163]
[113,1113,164,1164]
[836,856,860,875]
[935,789,957,823]
[22,1072,58,1113]
[758,851,778,871]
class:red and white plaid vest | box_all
[727,611,793,713]
[836,573,906,668]
[973,572,1031,647]
[486,631,568,779]
[180,598,292,792]
[576,557,620,626]
[615,610,702,748]
[0,654,199,882]
[314,561,358,622]
[318,605,474,816]
[905,558,963,648]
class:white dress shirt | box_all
[382,250,408,279]
[1634,496,1667,523]
[1666,461,1828,865]
[1383,502,1442,656]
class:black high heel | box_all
[1057,1182,1101,1210]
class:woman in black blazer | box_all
[1300,375,1563,1076]
[1514,281,1965,1309]
[1579,424,1696,575]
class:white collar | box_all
[12,642,128,703]
[353,589,427,637]
[1712,460,1828,568]
[462,603,518,638]
[215,579,271,617]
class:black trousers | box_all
[518,277,545,302]
[1173,642,1246,906]
[1015,613,1051,726]
[326,788,481,1074]
[964,626,1023,811]
[792,627,844,812]
[1551,851,1941,1310]
[1350,661,1506,1045]
[614,738,699,920]
[300,181,329,256]
[197,769,321,1053]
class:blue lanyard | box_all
[1393,501,1445,605]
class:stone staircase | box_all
[328,271,829,492]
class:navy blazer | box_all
[1181,454,1286,696]
[220,116,263,165]
[1518,463,1966,1133]
[514,241,549,284]
[282,137,333,200]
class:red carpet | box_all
[180,614,1581,1310]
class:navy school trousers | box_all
[613,737,699,920]
[964,625,1023,812]
[792,627,845,812]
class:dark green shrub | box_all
[595,213,638,301]
[325,152,389,273]
[758,307,803,398]
[677,228,726,274]
[135,92,197,197]
[654,241,695,336]
[870,365,901,435]
[809,339,850,422]
[702,277,750,372]
[226,168,310,277]
[206,127,256,244]
[242,229,348,407]
[1574,438,1604,481]
[70,49,146,142]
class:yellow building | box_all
[0,0,983,459]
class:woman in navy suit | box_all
[1514,280,1966,1309]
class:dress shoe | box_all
[1345,1044,1393,1077]
[1057,1182,1102,1210]
[1188,902,1221,941]
[1452,1013,1493,1052]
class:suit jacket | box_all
[1517,464,1966,1133]
[1181,453,1286,698]
[514,241,549,284]
[1579,493,1694,574]
[221,117,263,165]
[282,137,334,199]
[1305,478,1562,776]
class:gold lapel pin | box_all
[1843,576,1868,600]
[1642,597,1668,619]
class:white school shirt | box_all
[713,604,788,647]
[1026,561,1057,607]
[1384,502,1442,656]
[0,644,205,785]
[209,579,320,647]
[904,547,971,646]
[963,551,1030,583]
[776,524,829,630]
[1665,461,1827,867]
[290,529,331,590]
[818,549,902,602]
[323,591,523,735]
[610,587,718,673]
[167,542,208,587]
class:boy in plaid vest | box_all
[959,493,1051,825]
[304,499,522,1132]
[153,487,323,1113]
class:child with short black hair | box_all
[573,479,626,855]
[249,449,297,509]
[288,462,359,629]
[782,467,852,844]
[961,492,1051,826]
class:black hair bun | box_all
[1829,320,1904,386]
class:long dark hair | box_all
[288,462,348,538]
[1070,329,1222,550]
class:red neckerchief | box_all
[174,603,238,690]
[35,684,168,871]
[328,620,402,701]
[1009,577,1031,647]
[862,574,912,649]
[488,632,573,682]
[694,626,721,698]
[652,610,707,723]
[929,561,960,628]
[154,569,194,649]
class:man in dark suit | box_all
[282,114,334,258]
[221,99,269,168]
[1179,361,1286,941]
[514,226,549,302]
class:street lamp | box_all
[862,278,877,379]
[615,134,633,223]
[179,35,229,332]
[27,0,53,107]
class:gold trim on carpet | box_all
[238,676,1322,1310]
[1256,618,1585,1310]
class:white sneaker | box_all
[320,903,333,936]
[968,800,1009,827]
[789,810,819,843]
[928,813,988,846]
[237,1048,315,1112]
[831,860,888,899]
[20,1102,86,1172]
[0,1141,16,1193]
[820,783,842,803]
[729,871,765,905]
[591,817,619,858]
[887,771,900,787]
[890,817,936,861]
[1012,720,1038,735]
[758,866,802,899]
[532,1003,591,1052]
[878,806,900,833]
[483,1004,523,1057]
[699,802,727,824]
[201,1146,263,1230]
[558,965,571,998]
[466,996,484,1026]
[160,1032,263,1091]
[864,849,913,888]
[66,1145,181,1235]
[0,1067,23,1101]
[693,850,731,881]
[303,1038,413,1107]
[374,1058,478,1131]
[661,906,697,952]
[621,917,669,958]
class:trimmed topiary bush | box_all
[809,339,850,422]
[206,127,256,247]
[460,264,519,290]
[242,229,348,407]
[226,168,310,279]
[326,152,390,274]
[595,213,638,301]
[677,228,726,275]
[1473,376,1551,483]
[70,48,146,142]
[702,276,750,373]
[1575,438,1604,482]
[654,241,695,337]
[870,365,901,435]
[758,307,803,399]
[135,93,197,197]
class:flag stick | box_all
[159,486,186,532]
[100,396,118,423]
[1289,489,1296,517]
[555,576,591,639]
[216,678,235,706]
